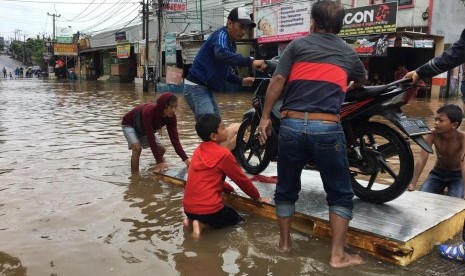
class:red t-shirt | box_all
[183,141,260,215]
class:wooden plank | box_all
[155,165,465,266]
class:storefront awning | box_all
[79,45,117,54]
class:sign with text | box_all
[53,43,78,56]
[117,43,131,58]
[254,0,314,43]
[56,26,73,44]
[161,0,187,17]
[115,31,127,42]
[165,33,177,64]
[340,2,397,37]
[343,34,389,57]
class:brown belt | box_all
[280,110,339,123]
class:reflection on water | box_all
[0,78,464,275]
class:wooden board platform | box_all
[155,163,465,266]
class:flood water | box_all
[1,76,465,276]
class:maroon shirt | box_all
[122,93,188,163]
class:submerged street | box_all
[1,55,465,275]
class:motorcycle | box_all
[234,59,433,204]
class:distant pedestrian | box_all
[2,67,6,78]
[9,72,12,79]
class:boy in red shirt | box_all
[183,113,269,237]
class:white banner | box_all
[254,0,313,43]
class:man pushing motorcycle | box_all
[257,1,367,268]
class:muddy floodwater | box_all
[1,77,465,276]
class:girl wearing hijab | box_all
[122,92,191,173]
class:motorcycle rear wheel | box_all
[235,115,273,175]
[348,122,414,204]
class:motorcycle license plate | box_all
[398,117,431,136]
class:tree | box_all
[8,37,47,68]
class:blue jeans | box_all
[274,118,354,220]
[420,167,463,198]
[183,83,220,120]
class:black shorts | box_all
[185,205,243,229]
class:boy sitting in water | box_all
[183,113,270,237]
[408,104,465,198]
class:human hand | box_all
[242,77,255,87]
[258,118,272,145]
[183,158,191,168]
[154,162,169,173]
[407,183,416,191]
[252,60,267,72]
[258,197,271,204]
[404,70,420,84]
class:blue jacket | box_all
[417,29,465,78]
[187,27,252,91]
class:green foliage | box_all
[8,38,47,68]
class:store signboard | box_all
[340,2,397,37]
[53,43,78,56]
[117,43,131,58]
[56,27,73,43]
[343,34,389,57]
[254,0,313,44]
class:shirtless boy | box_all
[408,104,465,198]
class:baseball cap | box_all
[228,7,256,28]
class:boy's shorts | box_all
[122,125,161,149]
[185,205,243,228]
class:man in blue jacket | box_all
[184,7,266,149]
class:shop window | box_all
[371,0,414,7]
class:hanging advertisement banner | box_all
[53,43,78,56]
[340,2,397,37]
[343,34,389,57]
[160,0,187,17]
[117,43,131,58]
[165,33,177,64]
[254,0,314,43]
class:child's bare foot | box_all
[183,218,191,228]
[407,183,416,191]
[329,253,364,268]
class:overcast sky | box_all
[0,0,142,41]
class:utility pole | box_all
[156,0,163,84]
[142,0,149,92]
[22,34,26,65]
[47,12,61,40]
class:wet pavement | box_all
[1,54,465,275]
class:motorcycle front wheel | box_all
[348,122,414,204]
[235,115,273,175]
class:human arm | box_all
[258,74,286,145]
[213,30,253,67]
[166,116,189,163]
[415,29,465,79]
[220,152,263,201]
[408,134,434,191]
